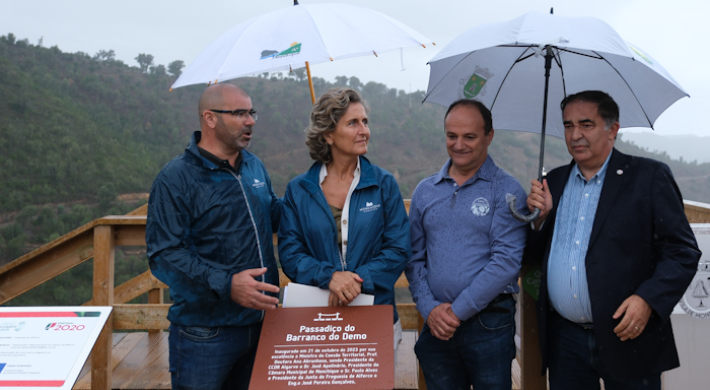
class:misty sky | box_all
[1,0,708,136]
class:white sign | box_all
[673,224,710,318]
[0,306,112,389]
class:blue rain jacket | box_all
[147,131,280,327]
[278,156,411,323]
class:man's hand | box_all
[528,179,553,230]
[613,294,653,341]
[230,267,280,310]
[329,271,363,305]
[427,303,461,341]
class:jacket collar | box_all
[300,156,377,195]
[186,131,255,169]
[434,154,497,185]
[588,148,629,250]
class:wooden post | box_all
[418,314,427,390]
[520,264,547,390]
[148,287,164,334]
[91,225,115,390]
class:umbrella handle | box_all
[507,194,540,223]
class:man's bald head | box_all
[198,84,250,121]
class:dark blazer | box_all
[525,148,701,380]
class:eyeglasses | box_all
[210,109,258,122]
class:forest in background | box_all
[2,33,709,305]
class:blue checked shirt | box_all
[548,153,612,324]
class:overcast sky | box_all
[2,0,708,136]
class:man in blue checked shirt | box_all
[526,90,700,390]
[406,99,528,390]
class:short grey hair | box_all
[305,88,369,163]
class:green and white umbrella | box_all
[423,10,688,221]
[172,1,433,103]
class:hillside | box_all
[622,132,710,164]
[2,32,710,268]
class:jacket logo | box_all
[471,197,490,216]
[252,178,266,189]
[359,202,381,213]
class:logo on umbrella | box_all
[628,45,653,65]
[260,42,302,60]
[462,66,493,98]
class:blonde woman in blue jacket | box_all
[278,87,411,349]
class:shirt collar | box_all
[572,151,612,183]
[434,155,496,185]
[319,157,361,186]
[197,146,244,171]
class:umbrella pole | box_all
[509,46,553,223]
[306,61,316,105]
[537,47,553,182]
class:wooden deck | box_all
[74,332,170,389]
[73,330,525,389]
[74,331,425,389]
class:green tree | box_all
[293,68,306,81]
[135,53,154,73]
[349,76,362,90]
[98,183,117,211]
[334,76,348,86]
[93,49,115,62]
[150,64,167,76]
[168,60,185,77]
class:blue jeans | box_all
[415,294,516,390]
[169,322,262,390]
[548,310,661,390]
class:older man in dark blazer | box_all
[526,90,700,390]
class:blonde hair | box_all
[305,88,369,163]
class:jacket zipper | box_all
[226,169,268,321]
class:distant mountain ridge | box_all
[622,132,710,163]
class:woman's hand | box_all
[328,291,347,306]
[328,271,363,306]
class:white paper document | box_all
[282,282,374,308]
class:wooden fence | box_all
[1,200,709,389]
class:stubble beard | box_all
[215,117,251,152]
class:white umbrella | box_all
[423,10,688,221]
[171,1,434,103]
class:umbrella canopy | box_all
[423,10,688,221]
[424,10,688,139]
[172,1,433,97]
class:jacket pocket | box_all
[179,326,220,341]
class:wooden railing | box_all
[2,200,710,389]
